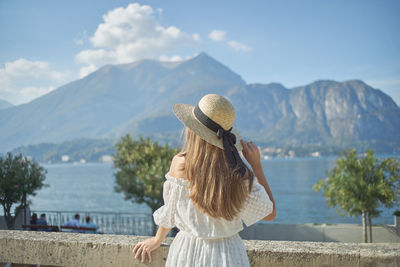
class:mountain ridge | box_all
[0,53,399,153]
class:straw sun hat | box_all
[173,94,243,152]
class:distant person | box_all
[64,214,81,232]
[30,213,38,231]
[82,216,99,234]
[37,213,48,225]
[37,213,48,231]
[30,213,38,224]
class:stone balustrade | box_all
[1,230,400,267]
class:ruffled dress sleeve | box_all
[153,173,180,229]
[240,177,274,227]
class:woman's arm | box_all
[241,140,276,221]
[133,151,188,263]
[251,161,276,221]
[132,226,171,263]
[133,152,186,263]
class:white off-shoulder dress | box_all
[153,173,274,267]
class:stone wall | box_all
[240,223,400,243]
[1,230,400,267]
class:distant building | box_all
[262,147,276,153]
[288,150,295,158]
[61,155,70,162]
[101,155,113,163]
[311,151,321,157]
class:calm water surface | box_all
[27,156,399,225]
[30,162,150,214]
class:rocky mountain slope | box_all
[0,99,13,110]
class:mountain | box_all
[0,99,13,110]
[0,53,245,151]
[0,53,399,153]
[227,80,400,152]
[10,138,115,164]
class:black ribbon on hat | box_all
[194,105,246,176]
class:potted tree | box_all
[393,210,400,228]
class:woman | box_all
[133,94,276,266]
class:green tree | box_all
[313,149,400,243]
[113,135,178,233]
[0,153,48,229]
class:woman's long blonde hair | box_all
[182,128,254,221]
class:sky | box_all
[0,0,399,105]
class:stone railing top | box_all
[1,230,400,267]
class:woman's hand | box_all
[241,140,261,169]
[132,237,162,263]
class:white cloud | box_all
[159,52,201,62]
[74,30,88,45]
[0,58,65,82]
[0,58,67,105]
[192,33,200,41]
[79,65,97,78]
[227,40,252,52]
[75,3,200,77]
[159,55,183,62]
[186,53,199,60]
[0,85,56,105]
[76,49,113,67]
[209,29,251,52]
[209,30,226,42]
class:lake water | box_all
[27,156,399,225]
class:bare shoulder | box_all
[169,152,186,178]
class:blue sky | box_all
[0,0,399,105]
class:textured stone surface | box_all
[239,223,400,243]
[1,230,400,267]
